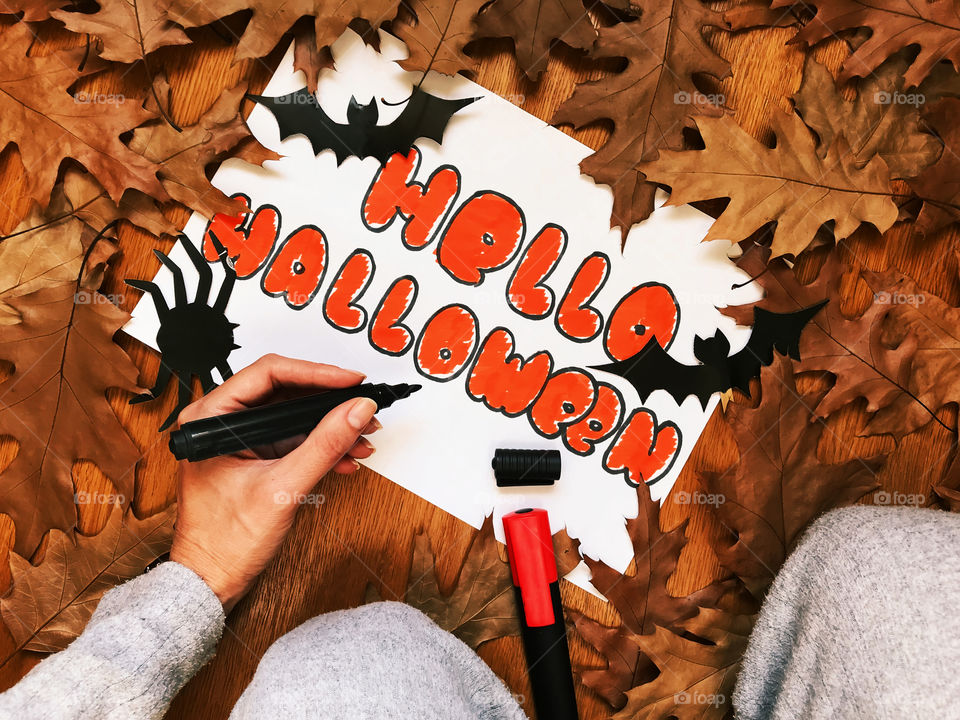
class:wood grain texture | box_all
[0,17,955,720]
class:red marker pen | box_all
[503,508,579,720]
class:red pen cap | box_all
[502,508,558,627]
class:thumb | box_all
[279,397,378,492]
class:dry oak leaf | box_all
[1,501,176,653]
[52,0,191,64]
[395,0,487,77]
[129,80,280,220]
[858,262,960,437]
[570,486,730,709]
[475,0,596,80]
[293,23,333,93]
[614,607,755,720]
[0,168,175,324]
[910,98,960,235]
[367,515,580,650]
[553,3,729,237]
[0,184,98,324]
[639,111,899,258]
[793,55,941,180]
[776,0,960,87]
[61,167,178,238]
[722,243,920,433]
[0,240,142,556]
[164,0,400,62]
[0,1,70,21]
[933,445,960,512]
[703,356,884,598]
[0,22,166,207]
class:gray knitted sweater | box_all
[0,562,526,719]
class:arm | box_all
[0,562,223,720]
[0,355,380,719]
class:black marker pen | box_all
[169,382,420,462]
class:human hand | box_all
[168,354,379,612]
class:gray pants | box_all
[734,505,960,719]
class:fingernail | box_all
[348,397,377,430]
[366,418,383,434]
[360,437,376,453]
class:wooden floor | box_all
[0,15,956,720]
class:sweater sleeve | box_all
[0,561,225,720]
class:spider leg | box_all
[213,264,236,313]
[179,233,213,304]
[159,375,194,432]
[130,361,173,404]
[199,370,217,394]
[125,279,169,318]
[217,360,234,381]
[153,250,188,307]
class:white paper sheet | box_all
[125,30,761,583]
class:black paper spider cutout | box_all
[127,232,240,431]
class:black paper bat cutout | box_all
[591,301,827,408]
[248,86,480,164]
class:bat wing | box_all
[591,339,726,409]
[366,88,480,163]
[728,300,828,393]
[248,89,364,164]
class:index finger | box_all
[178,353,366,423]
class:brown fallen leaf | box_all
[0,236,142,556]
[721,244,924,434]
[165,0,400,62]
[61,168,178,238]
[570,487,731,708]
[475,0,596,80]
[720,1,805,30]
[52,0,191,64]
[702,355,884,598]
[129,80,280,220]
[793,55,941,179]
[366,515,580,649]
[858,261,960,438]
[1,501,176,654]
[933,446,960,512]
[0,22,165,207]
[394,0,486,77]
[639,111,899,258]
[0,1,69,21]
[293,23,333,93]
[777,0,960,87]
[614,607,755,720]
[553,3,729,237]
[910,98,960,234]
[0,185,96,323]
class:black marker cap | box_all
[492,448,561,487]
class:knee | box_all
[789,505,959,585]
